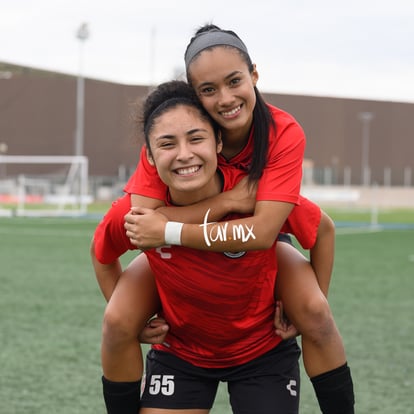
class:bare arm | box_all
[126,200,294,252]
[90,239,122,302]
[181,200,294,251]
[91,238,169,344]
[130,176,256,223]
[309,210,335,297]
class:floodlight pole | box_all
[358,112,374,186]
[75,23,89,156]
[0,142,8,177]
[148,25,156,92]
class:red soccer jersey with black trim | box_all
[93,165,320,368]
[146,166,282,368]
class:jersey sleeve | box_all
[93,194,137,264]
[124,146,167,200]
[256,108,305,204]
[281,195,321,249]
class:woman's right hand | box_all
[274,301,300,339]
[139,317,169,344]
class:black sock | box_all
[102,376,141,414]
[311,363,355,414]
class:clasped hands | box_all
[125,207,168,250]
[139,302,299,346]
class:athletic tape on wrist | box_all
[164,221,184,246]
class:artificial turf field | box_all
[0,212,413,413]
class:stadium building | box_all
[1,61,413,209]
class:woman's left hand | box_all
[274,301,300,339]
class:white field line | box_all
[335,225,384,236]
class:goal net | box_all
[0,155,91,217]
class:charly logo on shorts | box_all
[286,379,297,397]
[223,251,247,258]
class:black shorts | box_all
[141,339,301,414]
[277,232,293,245]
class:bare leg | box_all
[275,242,346,377]
[101,253,160,382]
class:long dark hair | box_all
[185,24,275,181]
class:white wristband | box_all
[164,221,184,246]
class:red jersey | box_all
[124,104,305,205]
[281,196,321,250]
[146,166,282,368]
[93,193,136,264]
[93,165,320,367]
[139,166,319,369]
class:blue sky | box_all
[1,0,413,103]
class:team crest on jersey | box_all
[223,251,246,259]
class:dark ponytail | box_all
[249,87,274,181]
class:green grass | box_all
[0,215,413,413]
[323,207,414,225]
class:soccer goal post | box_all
[0,155,91,217]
